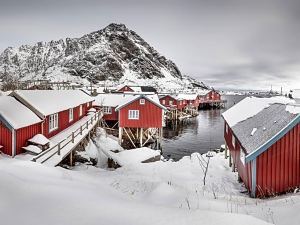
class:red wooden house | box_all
[0,96,42,156]
[159,95,186,110]
[117,85,157,93]
[222,97,300,197]
[94,93,137,123]
[198,90,221,102]
[0,90,95,157]
[115,95,166,148]
[10,90,94,139]
[177,94,199,108]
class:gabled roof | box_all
[10,90,94,117]
[115,95,167,111]
[197,90,211,96]
[118,85,157,93]
[158,94,184,101]
[0,96,42,129]
[94,94,138,107]
[176,94,198,101]
[222,96,299,163]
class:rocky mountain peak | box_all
[0,23,199,89]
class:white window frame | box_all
[49,113,58,133]
[162,100,166,105]
[79,105,83,117]
[169,100,173,105]
[225,124,228,134]
[240,148,245,165]
[69,108,74,122]
[87,102,90,107]
[128,110,139,120]
[232,134,236,148]
[140,99,145,105]
[103,106,112,114]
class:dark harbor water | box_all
[162,95,246,160]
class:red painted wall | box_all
[0,122,12,155]
[119,98,163,128]
[224,122,252,191]
[102,107,119,121]
[44,102,93,138]
[16,123,42,155]
[159,96,185,110]
[256,123,300,197]
[199,91,221,103]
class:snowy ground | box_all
[1,130,300,225]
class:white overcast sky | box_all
[0,0,300,91]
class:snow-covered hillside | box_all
[0,23,208,90]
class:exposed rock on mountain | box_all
[0,23,207,90]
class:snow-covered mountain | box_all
[0,23,208,90]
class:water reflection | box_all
[162,95,245,160]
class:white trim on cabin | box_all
[79,105,83,117]
[128,110,139,120]
[103,106,112,114]
[140,99,145,105]
[69,108,74,122]
[49,113,58,133]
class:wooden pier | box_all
[199,99,227,109]
[32,111,103,166]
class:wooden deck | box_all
[32,111,103,166]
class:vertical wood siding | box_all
[102,107,119,121]
[0,122,12,155]
[44,102,92,138]
[119,98,163,128]
[224,122,252,191]
[16,123,42,155]
[256,123,300,197]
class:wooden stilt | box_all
[118,127,123,145]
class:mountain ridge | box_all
[0,23,208,90]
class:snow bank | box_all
[116,147,161,166]
[222,96,294,127]
[28,134,50,145]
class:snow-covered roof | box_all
[176,94,198,100]
[223,97,300,157]
[0,96,42,129]
[231,103,299,154]
[94,94,138,107]
[222,96,294,127]
[158,94,184,101]
[115,94,167,111]
[11,90,94,117]
[197,90,211,96]
[291,89,300,99]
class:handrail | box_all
[32,110,102,163]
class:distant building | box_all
[117,85,157,94]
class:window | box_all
[232,134,236,148]
[128,110,139,120]
[179,101,182,105]
[87,102,90,108]
[79,105,83,117]
[140,99,145,105]
[49,113,58,132]
[225,124,228,134]
[240,149,245,165]
[103,106,112,114]
[169,100,173,105]
[69,108,74,122]
[162,100,166,105]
